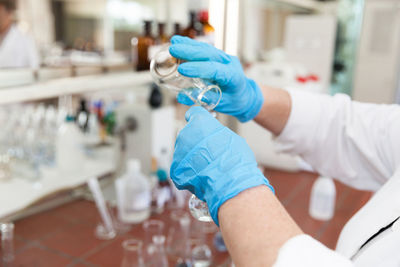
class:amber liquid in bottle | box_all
[199,10,214,35]
[156,23,169,44]
[137,21,155,71]
[182,11,198,39]
[172,23,181,38]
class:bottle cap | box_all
[127,158,141,172]
[157,169,168,182]
[198,10,209,22]
[65,115,75,122]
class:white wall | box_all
[17,0,55,47]
[352,0,400,104]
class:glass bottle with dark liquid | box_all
[137,21,155,71]
[156,23,169,44]
[182,11,198,39]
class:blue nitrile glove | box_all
[169,35,264,123]
[170,106,274,226]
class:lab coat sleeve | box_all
[273,234,354,267]
[275,90,400,191]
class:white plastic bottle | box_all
[309,176,336,221]
[56,115,85,173]
[115,159,151,224]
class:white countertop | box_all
[0,148,117,219]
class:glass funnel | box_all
[150,45,219,222]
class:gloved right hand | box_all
[170,106,274,226]
[169,36,264,123]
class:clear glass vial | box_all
[1,222,15,264]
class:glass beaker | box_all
[150,45,220,222]
[121,239,145,267]
[1,222,15,265]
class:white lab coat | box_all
[272,90,400,266]
[0,25,39,69]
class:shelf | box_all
[0,146,117,219]
[261,0,338,13]
[0,71,152,105]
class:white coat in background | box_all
[0,24,39,69]
[272,90,400,266]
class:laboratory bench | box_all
[7,168,372,266]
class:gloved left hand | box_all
[170,106,274,226]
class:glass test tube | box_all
[1,222,15,264]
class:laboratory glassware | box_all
[147,235,169,267]
[56,115,85,174]
[0,154,11,181]
[143,219,165,262]
[166,211,192,264]
[136,21,155,71]
[213,231,227,252]
[87,177,116,240]
[43,105,57,166]
[150,45,222,112]
[192,244,212,267]
[115,159,151,224]
[1,222,15,265]
[150,45,222,222]
[121,239,145,267]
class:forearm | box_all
[254,86,292,136]
[218,186,303,267]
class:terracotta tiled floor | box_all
[8,168,372,266]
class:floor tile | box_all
[15,211,73,241]
[85,235,137,267]
[50,200,100,226]
[13,243,72,267]
[40,223,106,258]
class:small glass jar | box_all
[150,44,222,111]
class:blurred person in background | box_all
[169,36,400,267]
[0,0,39,69]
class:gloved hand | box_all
[169,35,264,123]
[170,106,274,225]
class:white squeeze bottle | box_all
[116,159,151,224]
[56,115,84,173]
[309,176,336,221]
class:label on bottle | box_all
[195,34,215,46]
[132,191,151,210]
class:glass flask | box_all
[1,222,15,265]
[146,235,169,267]
[143,220,165,262]
[167,211,192,265]
[192,245,212,267]
[121,239,145,267]
[150,45,222,112]
[150,45,221,222]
